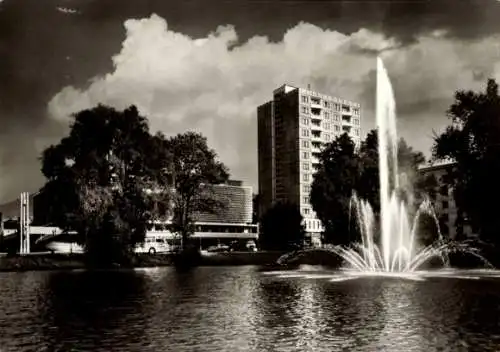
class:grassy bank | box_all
[0,253,85,272]
[0,253,179,272]
[0,251,291,272]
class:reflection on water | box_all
[1,267,500,351]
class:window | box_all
[301,129,309,137]
[303,196,309,204]
[301,106,309,114]
[353,118,359,125]
[302,140,309,148]
[302,151,309,159]
[334,114,340,121]
[301,117,309,125]
[324,133,330,141]
[335,125,340,132]
[303,173,309,182]
[324,122,331,130]
[301,95,308,103]
[355,129,360,136]
[303,208,310,215]
[302,162,310,171]
[324,112,330,120]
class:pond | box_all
[1,266,500,351]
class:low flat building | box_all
[149,180,258,249]
[1,180,258,252]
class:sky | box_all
[1,0,500,204]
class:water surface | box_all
[1,266,500,351]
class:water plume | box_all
[277,57,492,273]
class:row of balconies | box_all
[301,128,360,144]
[301,94,361,113]
[304,115,359,128]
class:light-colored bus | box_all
[135,232,179,254]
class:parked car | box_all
[246,240,257,252]
[206,244,231,253]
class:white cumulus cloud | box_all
[48,14,500,191]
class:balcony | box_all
[311,153,321,164]
[311,132,322,143]
[311,116,322,126]
[311,142,322,153]
[310,97,322,108]
[310,122,322,131]
[342,115,352,124]
[342,126,351,134]
[311,107,322,116]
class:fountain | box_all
[275,57,492,275]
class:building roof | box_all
[418,160,456,173]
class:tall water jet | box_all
[376,57,400,271]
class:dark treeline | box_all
[433,79,500,250]
[40,105,229,268]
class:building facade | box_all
[149,180,257,249]
[257,84,362,239]
[2,180,258,252]
[194,180,253,224]
[418,161,476,239]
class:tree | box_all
[310,133,360,245]
[357,129,379,212]
[416,213,440,247]
[433,79,500,246]
[259,201,306,250]
[412,172,442,244]
[40,105,170,267]
[310,130,429,246]
[396,138,427,211]
[166,132,229,251]
[414,173,438,204]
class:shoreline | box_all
[1,248,493,273]
[0,251,291,273]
